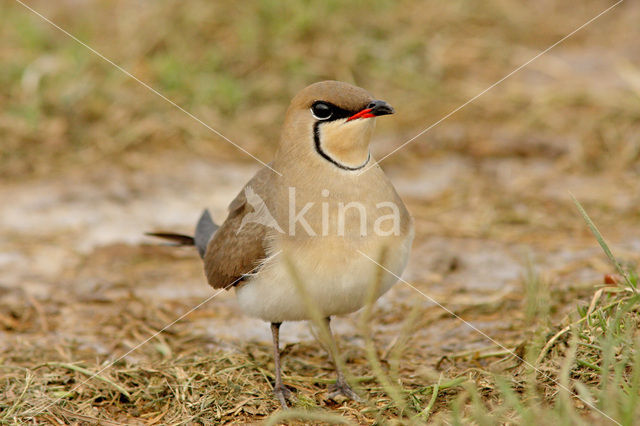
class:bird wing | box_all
[203,167,275,289]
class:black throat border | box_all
[313,122,370,171]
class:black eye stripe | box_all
[310,101,356,121]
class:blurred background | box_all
[1,0,640,422]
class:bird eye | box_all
[311,102,332,120]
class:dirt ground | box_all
[2,152,639,423]
[2,0,640,424]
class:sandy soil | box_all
[2,151,638,357]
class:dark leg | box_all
[324,317,363,402]
[271,322,291,408]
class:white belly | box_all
[235,233,413,323]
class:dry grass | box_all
[2,236,638,424]
[2,0,640,178]
[2,0,640,424]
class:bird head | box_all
[278,81,394,171]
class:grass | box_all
[1,202,638,424]
[2,0,639,178]
[2,0,640,424]
[440,200,640,425]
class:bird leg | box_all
[270,322,291,408]
[323,317,363,402]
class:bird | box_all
[148,80,414,408]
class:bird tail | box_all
[146,209,219,259]
[194,209,219,258]
[145,232,195,245]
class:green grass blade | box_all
[570,194,635,289]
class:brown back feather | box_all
[203,168,272,289]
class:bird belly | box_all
[235,233,412,323]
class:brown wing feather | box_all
[203,168,273,289]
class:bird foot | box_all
[328,380,363,402]
[274,385,293,409]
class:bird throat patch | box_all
[313,120,372,171]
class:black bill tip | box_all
[367,100,394,116]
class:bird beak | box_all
[347,100,394,121]
[369,100,395,117]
